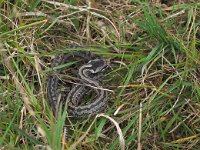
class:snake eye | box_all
[88,58,107,73]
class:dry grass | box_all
[0,0,200,150]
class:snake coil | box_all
[47,46,108,140]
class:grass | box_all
[0,0,200,149]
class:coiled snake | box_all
[47,47,108,140]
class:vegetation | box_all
[0,0,199,149]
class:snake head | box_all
[88,58,108,73]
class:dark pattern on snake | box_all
[47,46,108,140]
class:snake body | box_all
[67,58,108,117]
[47,47,108,139]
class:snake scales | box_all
[47,46,108,139]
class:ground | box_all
[0,0,199,150]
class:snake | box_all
[47,46,108,139]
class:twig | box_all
[137,102,142,150]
